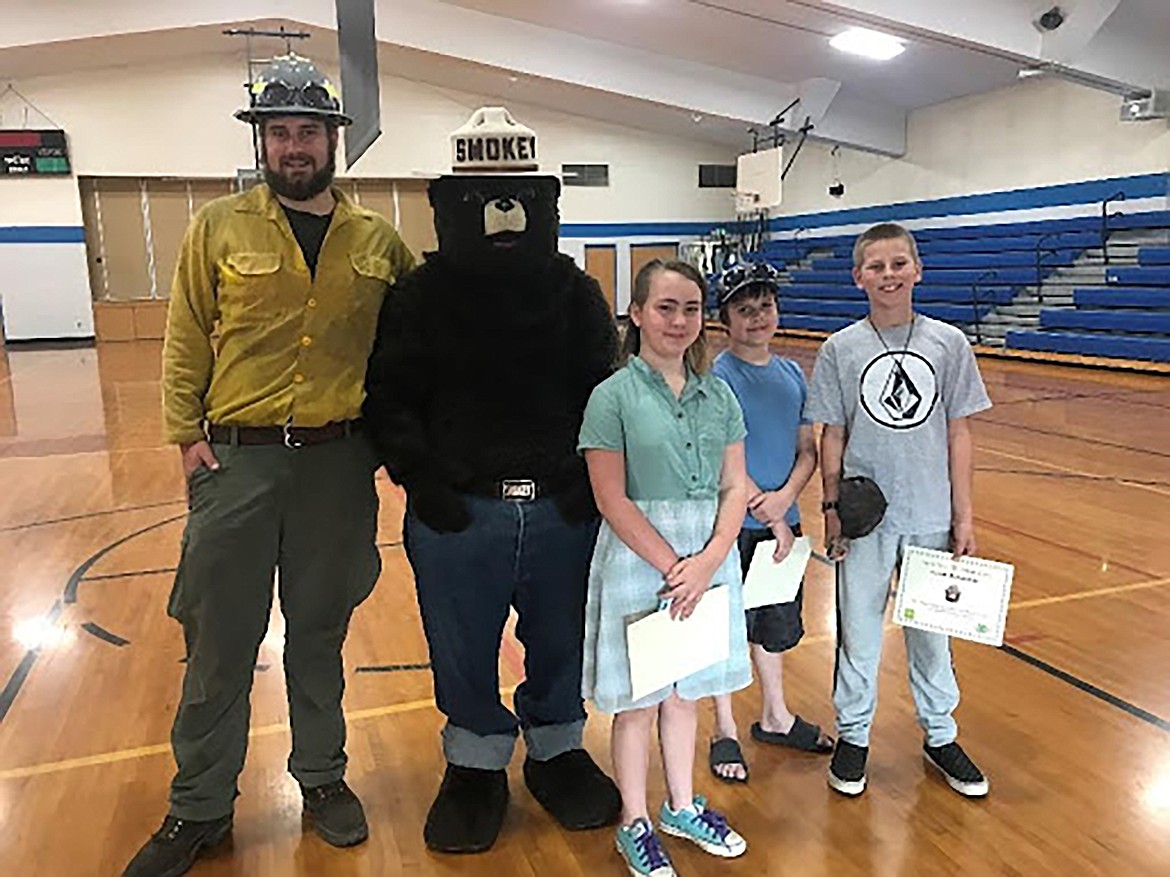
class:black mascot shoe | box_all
[524,749,621,830]
[301,779,369,847]
[121,814,232,877]
[424,764,509,853]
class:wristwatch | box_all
[821,500,839,513]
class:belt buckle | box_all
[501,479,536,502]
[283,423,305,449]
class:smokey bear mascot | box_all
[363,107,621,853]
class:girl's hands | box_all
[661,550,721,620]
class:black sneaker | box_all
[121,815,232,877]
[301,780,369,847]
[924,742,989,797]
[827,740,868,796]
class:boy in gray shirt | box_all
[806,222,992,799]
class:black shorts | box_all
[738,524,805,653]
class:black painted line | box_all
[355,662,432,673]
[0,601,62,724]
[999,643,1170,734]
[990,390,1130,408]
[81,622,130,647]
[0,500,185,534]
[0,514,186,725]
[82,567,178,582]
[978,418,1170,459]
[64,515,187,604]
[975,467,1170,489]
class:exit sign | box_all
[0,130,71,176]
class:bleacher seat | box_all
[1106,267,1170,286]
[1040,310,1170,334]
[810,250,1078,271]
[790,267,1040,286]
[1006,330,1170,363]
[1074,288,1170,309]
[780,298,989,322]
[1137,247,1170,266]
[778,284,1015,304]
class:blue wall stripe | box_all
[561,221,726,238]
[0,226,86,244]
[767,173,1168,232]
[4,174,1163,244]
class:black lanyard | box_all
[868,314,918,401]
[868,313,917,362]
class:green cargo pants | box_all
[166,432,381,821]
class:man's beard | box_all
[264,151,336,202]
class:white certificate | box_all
[742,536,811,609]
[893,546,1014,646]
[626,586,730,701]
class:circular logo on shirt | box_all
[859,351,938,430]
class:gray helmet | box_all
[235,53,352,126]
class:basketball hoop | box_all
[735,190,761,214]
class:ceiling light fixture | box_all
[830,27,906,61]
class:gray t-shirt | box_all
[805,315,992,535]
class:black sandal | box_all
[750,716,834,754]
[708,737,749,784]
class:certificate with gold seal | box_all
[893,546,1014,646]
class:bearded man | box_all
[121,53,415,877]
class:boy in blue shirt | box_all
[707,261,833,783]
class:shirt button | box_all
[293,373,305,384]
[677,412,684,419]
[686,442,693,449]
[301,335,312,347]
[691,475,698,481]
[307,298,318,308]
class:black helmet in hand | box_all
[838,476,887,539]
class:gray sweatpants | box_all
[166,433,381,821]
[834,529,960,748]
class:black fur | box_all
[363,175,617,532]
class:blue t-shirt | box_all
[712,350,809,529]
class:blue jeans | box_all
[834,530,960,748]
[404,495,599,770]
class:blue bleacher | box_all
[773,210,1170,254]
[1040,310,1170,334]
[1137,247,1170,266]
[1106,266,1170,286]
[1006,330,1170,363]
[779,284,1015,304]
[811,250,1078,271]
[758,209,1170,363]
[781,314,853,333]
[782,298,990,324]
[791,267,1040,286]
[1074,288,1170,309]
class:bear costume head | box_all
[428,107,561,275]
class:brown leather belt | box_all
[206,419,363,449]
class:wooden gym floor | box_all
[0,337,1168,876]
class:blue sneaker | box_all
[657,795,746,858]
[616,817,676,876]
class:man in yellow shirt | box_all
[122,54,414,877]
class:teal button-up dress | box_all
[578,356,751,713]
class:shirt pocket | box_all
[347,252,393,333]
[217,252,282,323]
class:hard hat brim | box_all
[235,107,353,126]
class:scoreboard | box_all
[0,130,71,176]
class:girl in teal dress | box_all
[578,260,751,876]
